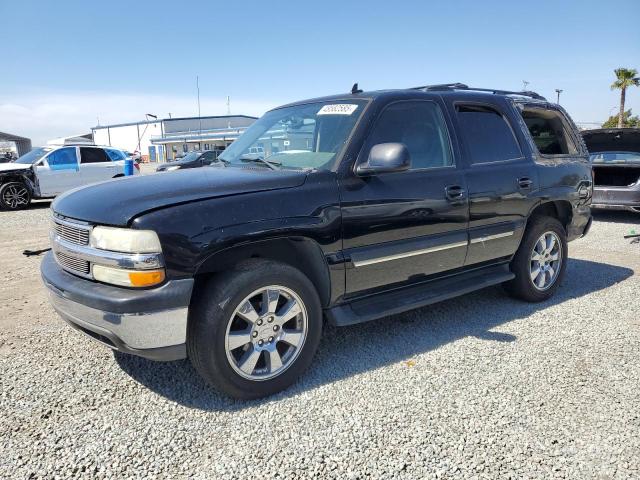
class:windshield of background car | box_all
[590,151,640,164]
[15,147,52,164]
[179,151,201,162]
[219,100,368,170]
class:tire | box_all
[187,259,323,399]
[0,182,31,210]
[504,216,568,302]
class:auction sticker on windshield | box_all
[317,104,359,115]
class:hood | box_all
[52,167,308,226]
[582,128,640,154]
[0,163,30,172]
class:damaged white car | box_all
[0,145,138,210]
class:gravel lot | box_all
[1,204,639,479]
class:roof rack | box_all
[410,83,547,101]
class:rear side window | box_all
[46,147,78,170]
[456,104,523,164]
[81,147,110,163]
[366,101,453,169]
[105,148,126,161]
[520,108,578,156]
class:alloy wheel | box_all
[2,184,29,209]
[530,231,562,291]
[224,286,308,381]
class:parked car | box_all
[1,152,16,163]
[0,145,138,210]
[156,150,221,172]
[42,84,592,399]
[581,128,640,213]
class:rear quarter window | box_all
[520,107,578,156]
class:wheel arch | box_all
[194,237,332,308]
[527,200,573,232]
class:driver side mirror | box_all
[356,143,411,176]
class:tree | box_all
[602,109,640,128]
[611,68,640,128]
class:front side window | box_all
[520,107,578,156]
[46,147,78,170]
[80,147,110,163]
[364,101,453,169]
[219,100,368,170]
[456,104,523,164]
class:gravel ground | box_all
[1,206,639,479]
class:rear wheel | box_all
[187,260,322,399]
[504,216,568,302]
[0,182,31,210]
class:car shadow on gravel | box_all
[28,200,51,210]
[115,257,633,411]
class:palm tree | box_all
[611,68,640,127]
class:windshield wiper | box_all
[240,155,281,170]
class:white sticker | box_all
[317,104,359,115]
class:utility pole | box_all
[555,89,563,104]
[196,76,202,137]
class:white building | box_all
[92,115,257,162]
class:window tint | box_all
[456,105,522,164]
[46,147,78,171]
[366,101,453,169]
[81,147,110,163]
[521,108,578,155]
[105,148,126,161]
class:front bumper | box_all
[41,252,193,361]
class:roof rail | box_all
[410,83,547,101]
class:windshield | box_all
[177,151,201,162]
[15,147,52,164]
[219,100,367,170]
[590,151,640,164]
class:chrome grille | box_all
[53,218,90,245]
[55,251,90,275]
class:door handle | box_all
[445,185,466,201]
[518,177,533,189]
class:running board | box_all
[326,264,515,327]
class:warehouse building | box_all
[0,131,32,157]
[92,115,257,162]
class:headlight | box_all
[90,226,162,253]
[166,166,180,171]
[93,265,165,288]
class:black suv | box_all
[42,84,592,399]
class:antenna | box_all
[351,83,363,94]
[226,95,231,115]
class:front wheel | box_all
[0,182,31,210]
[504,216,568,302]
[187,260,322,399]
